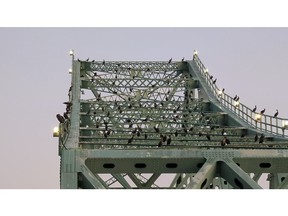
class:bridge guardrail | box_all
[193,53,288,138]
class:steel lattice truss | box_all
[57,52,288,189]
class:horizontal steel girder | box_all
[71,148,288,174]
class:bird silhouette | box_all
[259,134,265,144]
[254,134,258,142]
[86,58,89,61]
[181,57,185,62]
[127,135,134,144]
[56,114,65,123]
[273,109,279,118]
[233,95,238,100]
[168,58,172,64]
[213,78,217,84]
[167,135,171,145]
[260,108,265,114]
[102,59,105,65]
[252,105,257,113]
[154,126,160,133]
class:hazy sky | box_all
[1,28,288,189]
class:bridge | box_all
[55,50,288,189]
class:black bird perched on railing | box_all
[233,95,238,100]
[221,136,230,146]
[273,109,279,118]
[167,135,171,145]
[86,58,89,61]
[213,78,217,84]
[102,59,105,65]
[127,135,134,144]
[181,57,185,62]
[260,108,265,114]
[56,114,65,123]
[254,134,258,142]
[252,105,257,113]
[259,134,265,144]
[168,58,172,64]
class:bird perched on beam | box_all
[273,109,279,118]
[252,105,257,113]
[260,108,265,114]
[56,114,65,123]
[168,58,172,64]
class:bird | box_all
[144,133,148,140]
[77,58,81,62]
[273,109,279,118]
[259,134,265,144]
[127,135,134,144]
[102,59,105,65]
[260,108,266,114]
[168,58,172,64]
[254,134,258,142]
[167,135,171,145]
[221,136,230,146]
[213,78,217,84]
[235,96,240,102]
[206,134,211,141]
[158,140,163,147]
[181,57,185,62]
[252,105,257,113]
[209,75,213,80]
[154,126,160,133]
[91,60,95,63]
[233,95,238,100]
[56,114,65,123]
[86,58,89,61]
[63,112,69,119]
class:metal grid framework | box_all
[57,51,288,189]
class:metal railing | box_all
[193,53,288,138]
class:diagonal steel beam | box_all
[111,174,132,189]
[127,174,145,189]
[143,173,161,188]
[186,159,217,189]
[219,159,262,189]
[252,173,262,182]
[78,158,108,189]
[170,174,182,188]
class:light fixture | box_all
[53,127,59,137]
[218,89,223,96]
[69,49,74,56]
[282,120,288,129]
[255,114,262,122]
[234,100,240,107]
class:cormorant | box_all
[260,108,265,114]
[181,57,185,62]
[168,58,172,64]
[167,135,171,145]
[86,58,89,61]
[102,60,105,65]
[154,126,160,133]
[213,78,217,84]
[273,109,279,118]
[252,105,257,113]
[127,135,134,144]
[56,114,65,123]
[254,134,258,142]
[233,95,238,100]
[259,134,265,144]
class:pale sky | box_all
[1,27,288,189]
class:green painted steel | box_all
[57,51,288,189]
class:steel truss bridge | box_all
[56,51,288,189]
